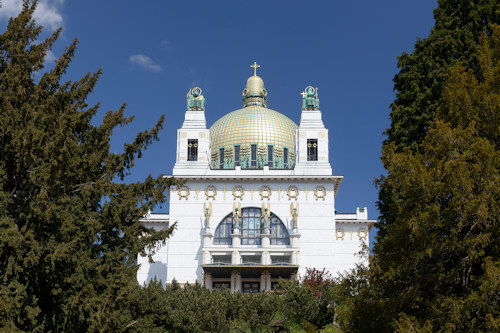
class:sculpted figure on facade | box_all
[203,202,212,232]
[187,87,206,110]
[290,202,299,231]
[301,86,319,110]
[261,202,271,232]
[232,201,242,229]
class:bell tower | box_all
[173,87,210,175]
[294,86,332,175]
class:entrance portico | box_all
[203,264,298,292]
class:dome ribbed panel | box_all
[209,106,298,152]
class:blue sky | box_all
[1,1,437,237]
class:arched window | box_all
[214,207,290,245]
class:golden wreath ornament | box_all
[357,228,368,240]
[205,186,217,200]
[314,186,327,201]
[178,185,190,200]
[232,185,245,200]
[287,185,299,200]
[259,185,272,200]
[336,228,345,240]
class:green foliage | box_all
[378,0,499,241]
[385,0,498,152]
[360,24,500,332]
[0,1,174,331]
[369,2,499,329]
[114,274,352,332]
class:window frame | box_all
[267,145,274,168]
[187,139,198,161]
[219,147,225,169]
[250,144,257,167]
[283,147,289,168]
[307,139,318,161]
[213,207,290,246]
[234,145,240,166]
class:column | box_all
[260,271,271,292]
[202,231,213,248]
[231,250,241,265]
[261,232,271,248]
[202,250,212,265]
[290,232,301,248]
[204,272,212,290]
[231,271,241,293]
[231,228,241,247]
[261,251,271,265]
[292,250,300,265]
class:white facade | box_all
[137,69,375,291]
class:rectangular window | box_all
[234,145,240,166]
[283,147,289,168]
[212,255,231,264]
[219,148,225,169]
[267,145,274,167]
[241,255,261,264]
[251,144,257,167]
[213,282,230,291]
[242,282,260,294]
[307,139,318,161]
[271,255,291,264]
[187,139,198,161]
[271,281,282,291]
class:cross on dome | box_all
[250,61,260,76]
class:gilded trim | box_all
[336,228,345,240]
[178,186,190,200]
[314,186,327,201]
[358,228,368,240]
[259,185,272,200]
[205,186,217,200]
[232,186,244,200]
[287,185,299,201]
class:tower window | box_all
[307,139,318,161]
[187,139,198,161]
[219,148,225,169]
[251,144,257,167]
[234,145,240,166]
[284,147,289,168]
[267,145,274,167]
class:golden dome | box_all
[209,62,297,169]
[209,105,298,156]
[245,75,265,97]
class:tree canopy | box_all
[360,22,500,333]
[377,0,499,242]
[0,1,174,331]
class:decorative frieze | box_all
[336,228,345,240]
[205,186,217,200]
[178,186,190,200]
[259,186,272,200]
[287,185,299,200]
[232,185,244,200]
[314,186,327,201]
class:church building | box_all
[137,63,375,292]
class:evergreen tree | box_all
[378,0,498,240]
[385,0,498,152]
[0,1,174,331]
[363,26,500,331]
